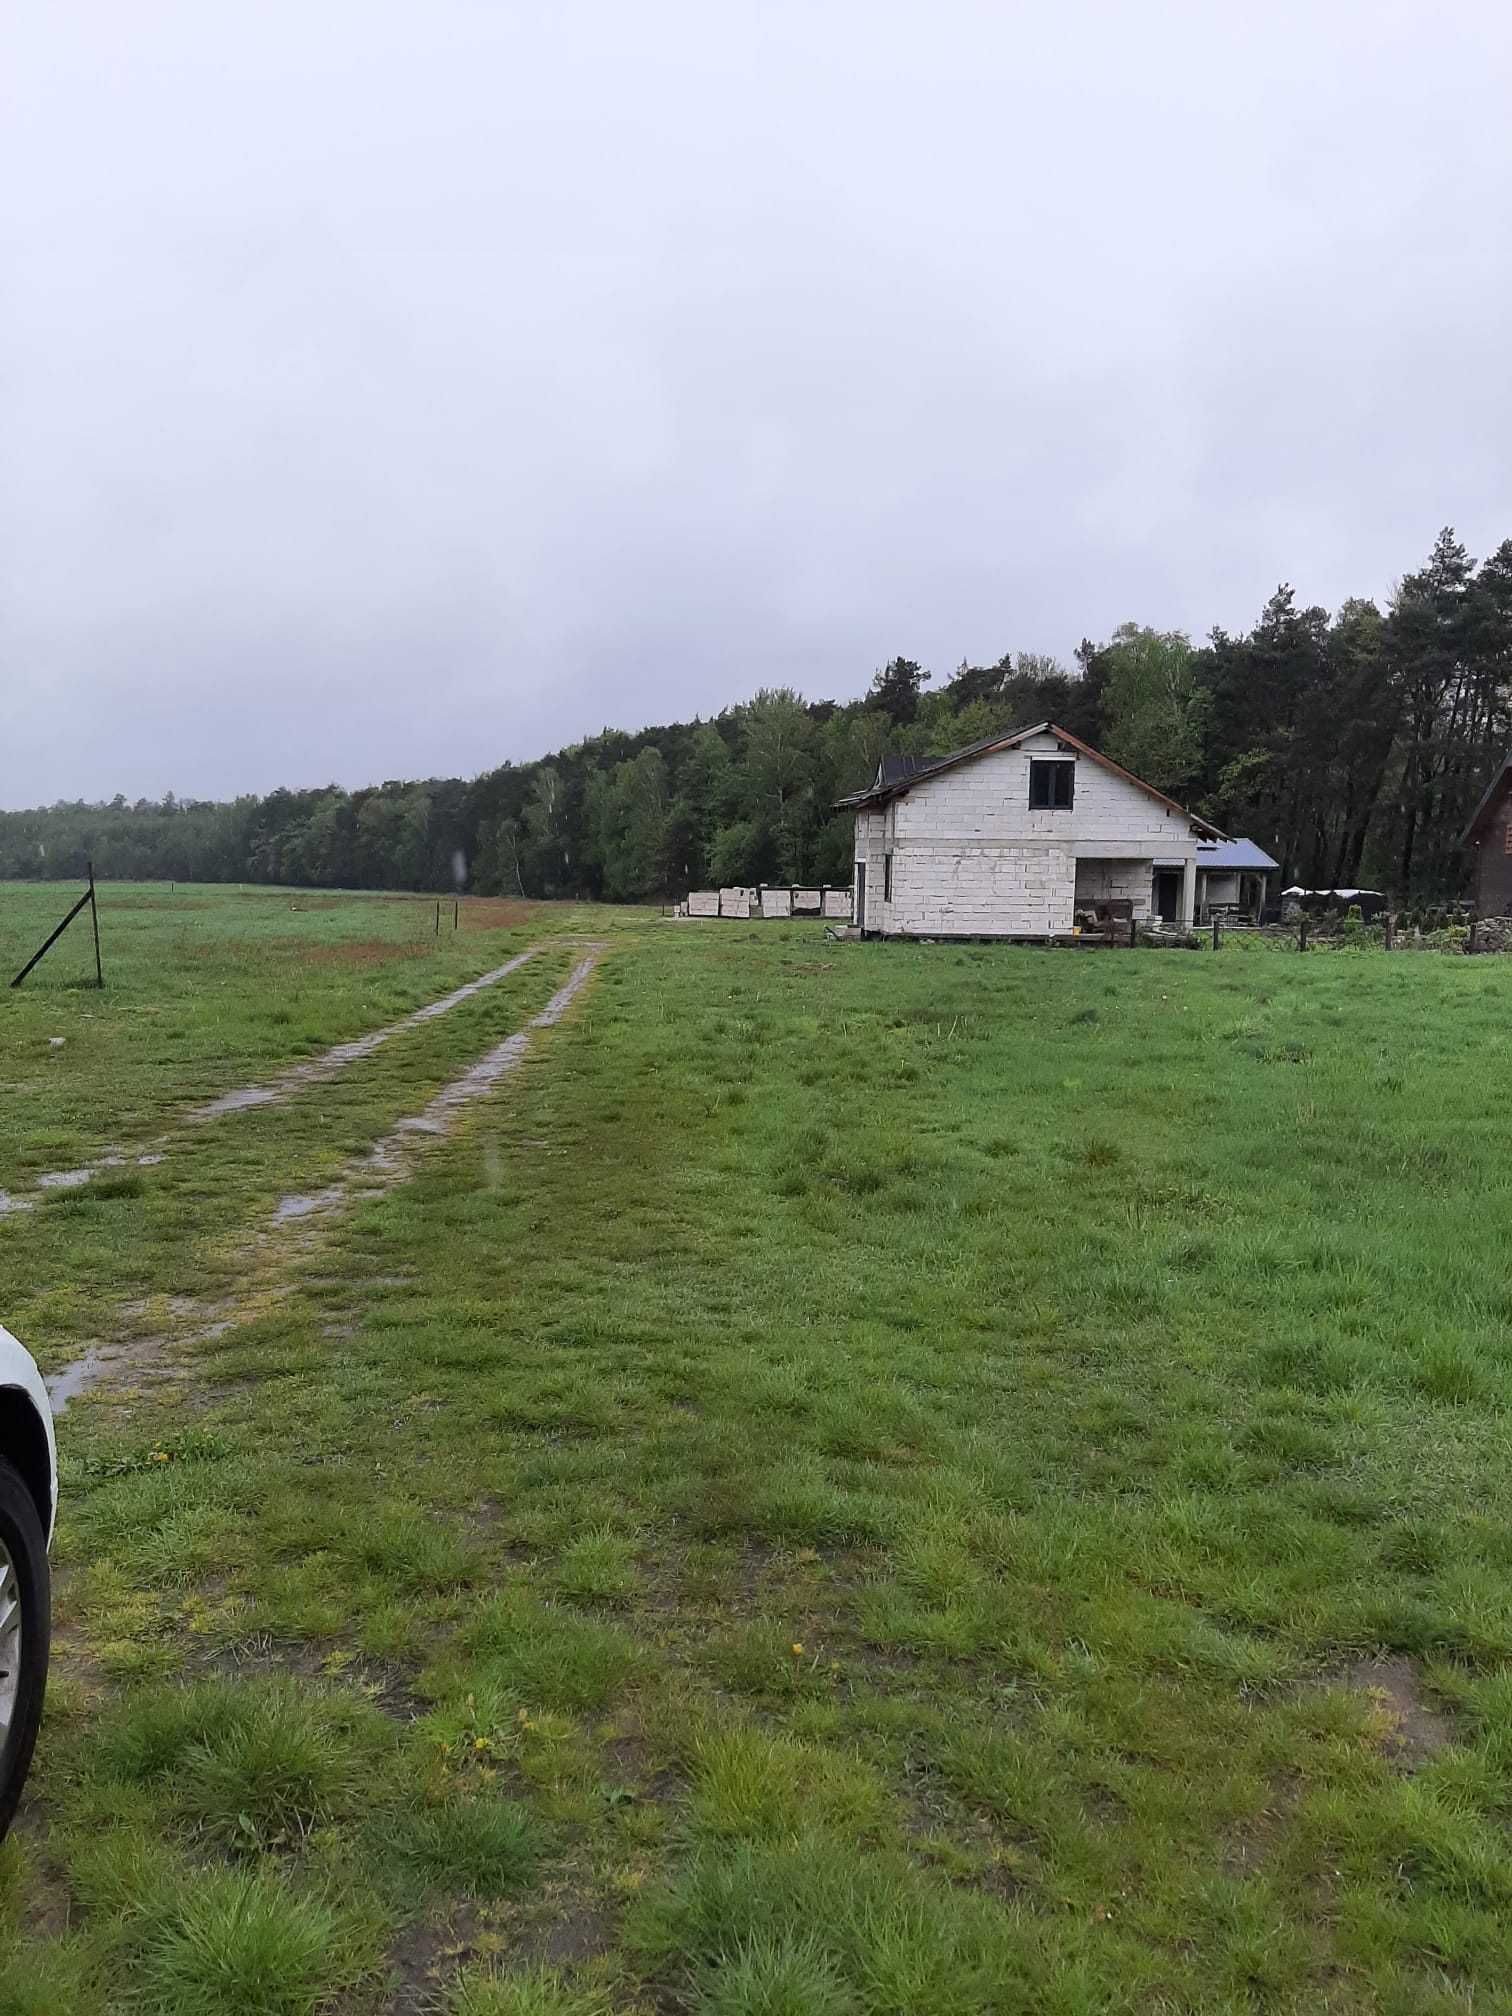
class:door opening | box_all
[1153,869,1181,923]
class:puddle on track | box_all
[273,952,600,1227]
[10,1148,174,1206]
[45,1347,127,1413]
[45,1310,234,1416]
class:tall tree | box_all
[867,656,931,727]
[1099,625,1206,792]
[740,688,814,882]
[1386,529,1477,896]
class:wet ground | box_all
[32,945,603,1414]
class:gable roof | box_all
[835,721,1225,838]
[875,752,941,788]
[1459,756,1512,847]
[1197,838,1278,872]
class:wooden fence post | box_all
[1384,911,1395,952]
[434,901,440,937]
[1212,915,1221,952]
[1299,915,1309,952]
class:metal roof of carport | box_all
[1196,838,1279,871]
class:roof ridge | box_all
[838,722,1223,838]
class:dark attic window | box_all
[1029,759,1074,810]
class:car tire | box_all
[0,1457,50,1843]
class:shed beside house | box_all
[837,723,1222,940]
[1195,838,1278,922]
[1460,756,1512,915]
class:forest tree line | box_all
[5,528,1511,905]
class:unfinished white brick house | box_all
[836,723,1222,939]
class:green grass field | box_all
[6,880,1512,2014]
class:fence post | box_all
[453,899,459,930]
[1468,917,1478,955]
[10,881,96,988]
[1299,915,1309,952]
[434,901,440,937]
[1384,911,1395,952]
[1212,915,1221,952]
[1129,915,1137,949]
[89,861,103,986]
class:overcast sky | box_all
[4,2,1510,808]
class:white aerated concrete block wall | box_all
[1074,860,1153,917]
[760,887,793,917]
[719,888,751,919]
[792,888,822,913]
[822,890,851,918]
[853,812,887,931]
[888,843,1075,936]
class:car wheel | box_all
[0,1457,50,1842]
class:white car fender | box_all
[0,1325,57,1544]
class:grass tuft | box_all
[140,1867,369,2016]
[450,1967,613,2016]
[391,1797,544,1897]
[697,1932,858,2015]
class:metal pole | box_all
[10,884,94,988]
[89,860,103,986]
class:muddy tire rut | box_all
[8,946,545,1213]
[42,945,603,1415]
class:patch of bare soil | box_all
[385,1887,614,2013]
[199,1634,425,1720]
[508,1892,617,1970]
[386,1903,486,2013]
[1333,1655,1455,1768]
